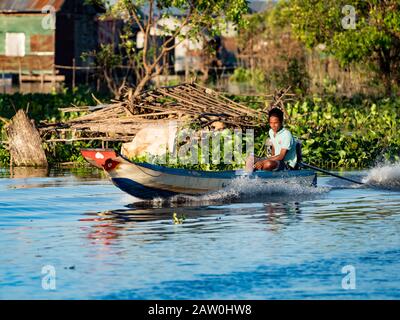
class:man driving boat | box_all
[245,108,298,172]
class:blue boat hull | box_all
[103,157,317,200]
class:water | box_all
[0,165,400,300]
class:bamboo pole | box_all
[72,58,76,90]
[2,70,5,94]
[52,64,56,88]
[18,59,22,91]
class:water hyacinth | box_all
[1,91,399,169]
[283,96,400,169]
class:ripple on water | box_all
[1,168,400,299]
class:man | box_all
[245,108,297,172]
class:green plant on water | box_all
[1,85,399,169]
[284,95,400,168]
[173,212,186,224]
[128,94,400,170]
[129,128,251,171]
[0,147,10,167]
[0,86,110,125]
[131,151,248,172]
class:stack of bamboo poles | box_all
[39,83,274,144]
[129,82,267,127]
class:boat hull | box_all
[103,156,317,200]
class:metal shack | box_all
[0,0,102,90]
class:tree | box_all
[85,0,249,98]
[279,0,400,95]
[234,3,310,94]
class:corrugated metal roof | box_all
[0,0,65,12]
[249,1,269,14]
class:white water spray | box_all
[166,176,329,204]
[363,162,400,188]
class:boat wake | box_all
[162,176,329,205]
[363,162,400,189]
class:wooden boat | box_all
[81,149,317,200]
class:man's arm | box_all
[268,148,288,161]
[253,148,288,170]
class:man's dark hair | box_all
[268,108,284,123]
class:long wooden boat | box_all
[81,149,317,200]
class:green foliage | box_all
[230,61,309,96]
[0,86,110,124]
[281,0,400,94]
[1,85,399,170]
[225,94,264,111]
[131,150,248,171]
[130,129,250,171]
[230,67,265,87]
[0,147,10,167]
[235,4,310,94]
[267,58,310,95]
[284,95,400,168]
[130,94,400,170]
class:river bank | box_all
[0,88,399,169]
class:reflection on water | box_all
[0,165,104,179]
[1,167,400,299]
[80,206,228,246]
[80,214,124,246]
[9,166,49,179]
[88,201,305,235]
[263,202,303,232]
[0,166,106,190]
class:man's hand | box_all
[254,160,267,170]
[268,148,288,161]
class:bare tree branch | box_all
[125,1,145,34]
[148,7,194,72]
[142,0,154,72]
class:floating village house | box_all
[0,1,268,92]
[0,0,102,91]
